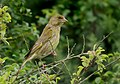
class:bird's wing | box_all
[25,25,53,58]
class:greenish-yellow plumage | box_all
[15,14,67,78]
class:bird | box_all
[15,14,68,79]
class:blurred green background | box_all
[1,0,120,84]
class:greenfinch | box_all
[16,14,67,78]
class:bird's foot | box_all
[51,51,57,56]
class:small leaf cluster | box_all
[0,6,11,45]
[71,46,110,84]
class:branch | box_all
[94,31,113,50]
[17,52,88,80]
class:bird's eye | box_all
[58,16,63,19]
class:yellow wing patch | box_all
[31,42,43,54]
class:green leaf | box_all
[81,56,90,67]
[96,47,105,55]
[49,74,56,80]
[71,78,77,84]
[81,56,88,62]
[101,54,109,61]
[3,6,8,12]
[97,63,105,72]
[77,66,84,76]
[0,57,8,64]
[88,51,95,60]
[103,71,113,77]
[56,77,61,83]
[95,77,102,84]
[2,71,11,82]
[73,73,76,76]
[82,62,89,67]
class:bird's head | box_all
[49,14,68,26]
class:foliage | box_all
[0,0,120,84]
[0,6,11,45]
[70,46,110,84]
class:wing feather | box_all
[25,25,53,58]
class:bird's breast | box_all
[51,31,60,49]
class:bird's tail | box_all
[14,58,30,82]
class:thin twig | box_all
[70,43,76,55]
[94,31,113,50]
[22,33,29,51]
[63,61,72,79]
[66,36,70,58]
[35,61,41,75]
[55,64,64,75]
[81,35,85,54]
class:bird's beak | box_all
[63,17,68,23]
[64,18,68,22]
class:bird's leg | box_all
[51,50,57,56]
